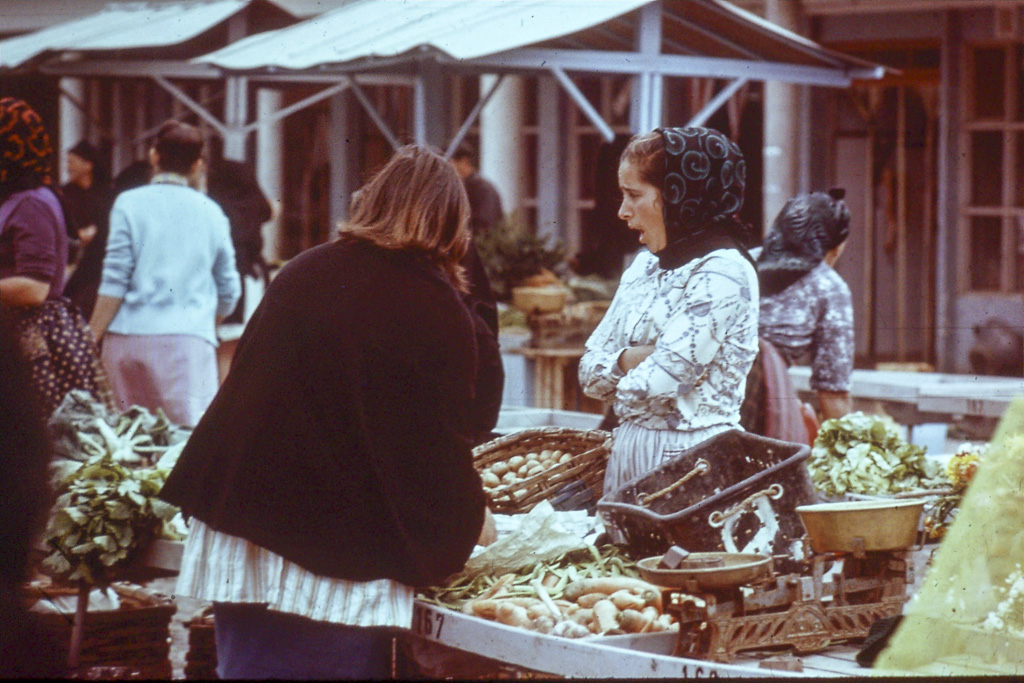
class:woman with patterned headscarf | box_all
[752,189,854,423]
[0,97,113,416]
[579,127,759,494]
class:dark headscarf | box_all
[0,98,55,200]
[68,139,110,187]
[756,188,850,297]
[654,126,754,270]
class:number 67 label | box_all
[412,604,445,639]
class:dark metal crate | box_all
[597,430,818,570]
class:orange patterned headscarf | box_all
[0,97,55,193]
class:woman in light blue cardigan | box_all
[90,121,240,427]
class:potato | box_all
[526,464,544,477]
[501,471,518,485]
[525,452,539,463]
[508,455,526,470]
[481,471,501,488]
[490,461,510,477]
[559,453,572,464]
[517,464,531,478]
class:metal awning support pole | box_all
[223,76,249,160]
[413,57,448,148]
[630,1,663,133]
[549,67,615,143]
[685,77,749,128]
[153,75,227,136]
[241,81,350,133]
[444,74,505,158]
[345,74,402,151]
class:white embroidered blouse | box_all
[579,248,759,431]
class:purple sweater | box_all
[0,187,68,298]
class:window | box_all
[961,43,1024,293]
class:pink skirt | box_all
[101,333,218,428]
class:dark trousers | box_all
[212,602,395,680]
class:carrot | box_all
[552,620,591,639]
[495,602,531,628]
[526,603,552,620]
[609,589,646,611]
[618,608,654,634]
[533,615,556,634]
[562,577,661,603]
[477,573,516,601]
[592,599,620,633]
[468,599,502,619]
[570,607,594,626]
[575,592,607,609]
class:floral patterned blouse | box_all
[758,261,854,392]
[579,248,759,431]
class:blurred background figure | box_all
[450,142,503,236]
[0,97,113,417]
[112,159,152,196]
[90,120,240,427]
[742,188,854,440]
[61,139,113,320]
[205,136,273,324]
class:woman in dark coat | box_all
[160,145,495,680]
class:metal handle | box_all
[707,483,784,528]
[636,458,710,506]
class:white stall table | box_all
[411,600,864,678]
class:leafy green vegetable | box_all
[810,411,946,497]
[475,216,566,301]
[48,389,190,469]
[42,454,181,585]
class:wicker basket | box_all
[24,579,176,679]
[184,605,218,679]
[473,427,611,514]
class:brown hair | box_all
[341,145,470,291]
[619,130,665,190]
[152,120,203,175]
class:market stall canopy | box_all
[194,0,887,86]
[0,0,297,71]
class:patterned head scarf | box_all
[757,188,851,297]
[654,126,752,270]
[0,97,55,196]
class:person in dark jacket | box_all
[206,135,273,323]
[159,145,495,680]
[61,139,112,319]
[450,142,503,236]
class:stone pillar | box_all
[255,88,283,264]
[59,78,86,184]
[479,74,526,223]
[762,0,803,232]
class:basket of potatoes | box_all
[472,427,611,514]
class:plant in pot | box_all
[475,215,568,312]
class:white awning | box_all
[196,0,652,71]
[0,0,295,70]
[194,0,887,86]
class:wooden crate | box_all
[24,580,176,679]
